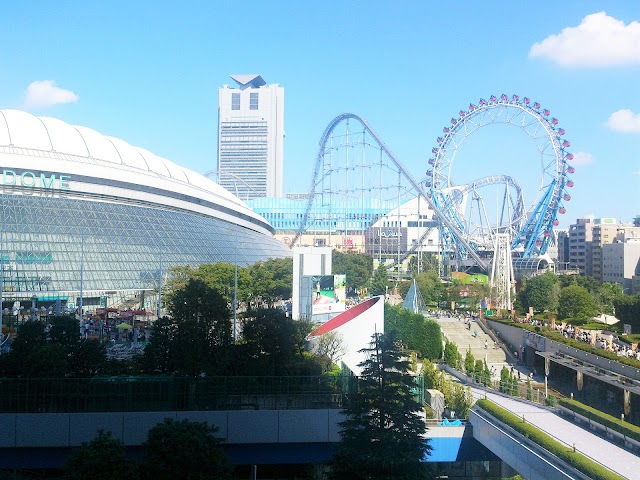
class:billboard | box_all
[312,274,346,315]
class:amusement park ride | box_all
[291,94,574,309]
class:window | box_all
[232,93,240,110]
[250,92,259,110]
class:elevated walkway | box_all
[469,388,636,479]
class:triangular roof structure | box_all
[229,74,266,89]
[402,279,427,314]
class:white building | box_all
[602,236,640,293]
[217,74,284,200]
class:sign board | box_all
[311,274,346,315]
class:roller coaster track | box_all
[291,113,488,270]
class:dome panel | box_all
[133,146,169,176]
[105,136,149,171]
[0,112,11,146]
[182,167,243,204]
[160,158,188,182]
[40,116,89,157]
[2,109,51,150]
[74,126,121,164]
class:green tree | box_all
[518,271,560,314]
[407,253,440,277]
[240,308,309,375]
[143,418,231,480]
[148,278,233,375]
[614,293,640,332]
[557,285,599,320]
[332,251,374,293]
[247,257,293,306]
[140,316,174,374]
[399,271,444,306]
[384,305,442,360]
[443,341,461,369]
[596,282,623,315]
[463,349,475,376]
[68,340,107,377]
[369,265,389,296]
[474,359,484,383]
[192,262,252,304]
[331,333,432,480]
[64,430,139,480]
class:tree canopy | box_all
[384,304,442,360]
[143,418,231,480]
[557,284,599,320]
[614,293,640,332]
[399,271,444,305]
[142,278,233,375]
[332,251,374,293]
[517,271,560,313]
[369,265,390,296]
[164,257,292,308]
[331,333,432,480]
[64,430,139,480]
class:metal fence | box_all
[0,374,425,414]
[0,375,358,413]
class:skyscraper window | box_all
[232,93,240,110]
[250,92,259,110]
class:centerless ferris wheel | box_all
[426,94,575,267]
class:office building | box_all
[218,75,284,200]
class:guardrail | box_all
[557,405,640,453]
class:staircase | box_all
[437,316,507,369]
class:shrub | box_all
[558,398,640,443]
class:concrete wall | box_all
[487,320,526,355]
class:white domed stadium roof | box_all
[0,109,272,234]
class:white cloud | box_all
[23,80,79,109]
[570,152,593,167]
[633,170,640,176]
[605,109,640,133]
[529,12,640,67]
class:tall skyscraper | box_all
[217,74,284,200]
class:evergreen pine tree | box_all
[330,333,433,480]
[369,265,389,296]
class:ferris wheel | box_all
[426,94,574,260]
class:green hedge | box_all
[475,399,625,480]
[558,398,640,443]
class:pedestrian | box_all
[484,340,488,349]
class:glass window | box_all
[250,92,259,110]
[232,93,240,110]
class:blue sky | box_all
[1,1,639,227]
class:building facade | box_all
[602,241,640,293]
[0,109,290,317]
[568,217,640,283]
[568,218,594,276]
[217,75,284,200]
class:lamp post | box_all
[31,295,37,321]
[79,235,85,323]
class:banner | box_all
[312,275,346,315]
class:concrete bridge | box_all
[0,390,635,479]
